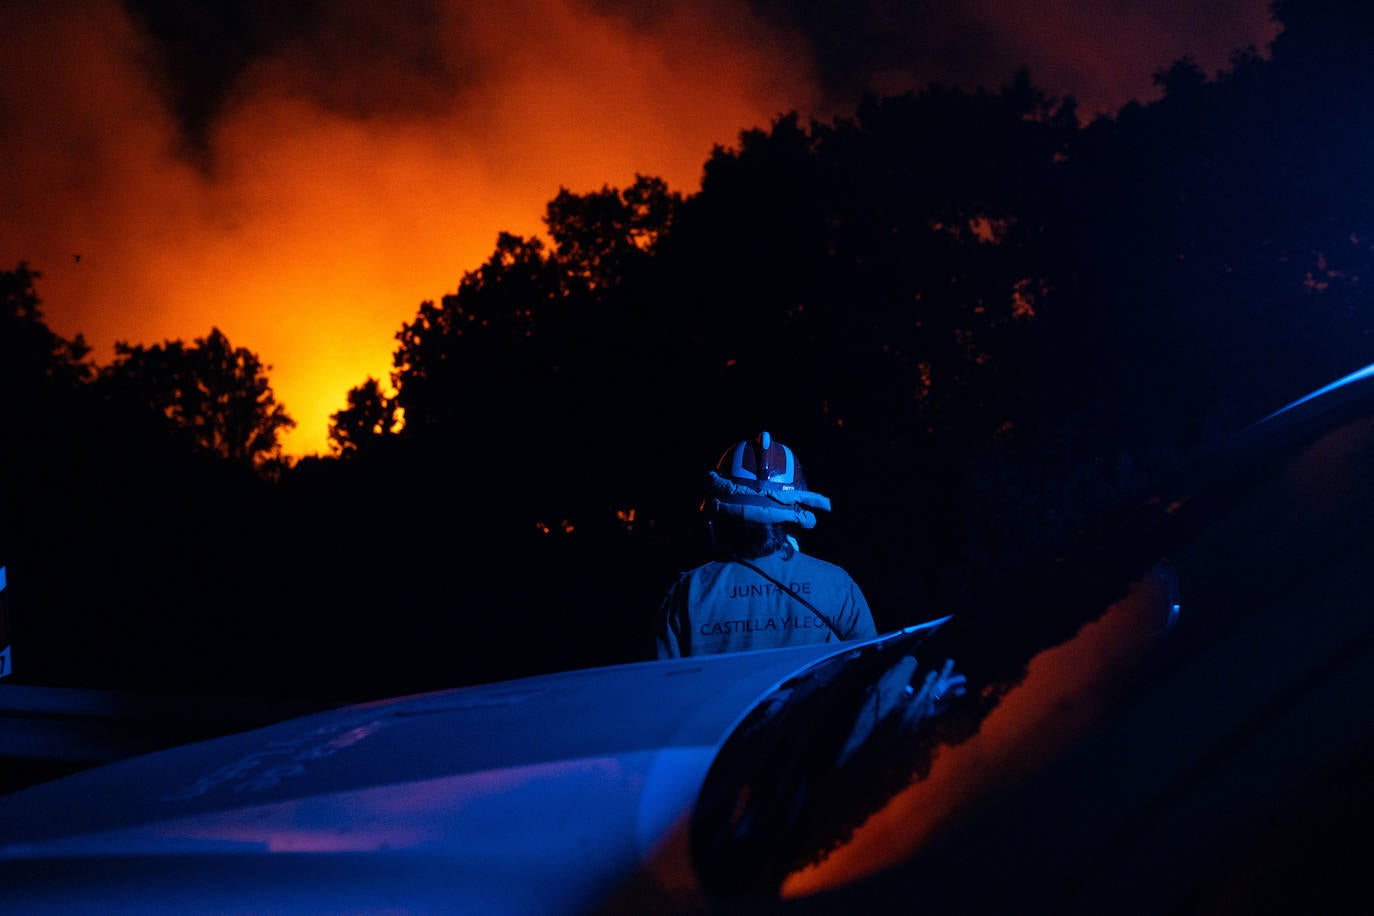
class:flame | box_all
[2,1,1278,457]
[0,0,817,457]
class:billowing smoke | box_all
[1,0,1276,456]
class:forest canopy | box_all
[4,1,1371,700]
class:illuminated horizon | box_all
[2,1,1278,458]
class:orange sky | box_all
[1,0,1278,458]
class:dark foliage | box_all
[4,3,1373,706]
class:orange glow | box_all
[3,1,1279,458]
[1011,277,1041,319]
[1,0,819,458]
[970,0,1278,120]
[783,568,1175,897]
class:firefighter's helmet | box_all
[701,431,831,528]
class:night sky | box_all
[2,0,1277,456]
[6,7,1374,905]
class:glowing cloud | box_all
[1,0,816,456]
[2,0,1277,457]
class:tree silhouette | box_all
[389,232,560,442]
[0,263,93,391]
[1,263,95,548]
[98,327,295,471]
[328,376,397,457]
[545,174,681,298]
[15,2,1374,698]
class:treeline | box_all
[3,1,1372,702]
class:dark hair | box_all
[708,516,796,560]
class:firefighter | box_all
[656,431,878,658]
